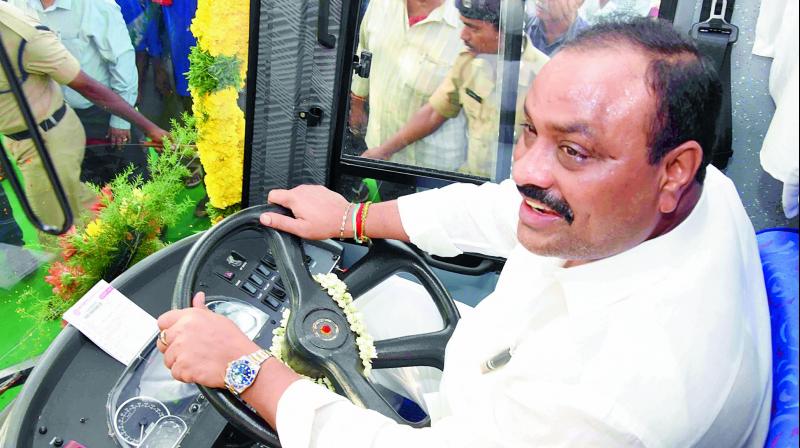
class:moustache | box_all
[517,184,575,225]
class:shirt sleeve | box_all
[22,29,81,85]
[89,0,138,129]
[428,57,464,119]
[275,377,645,448]
[396,179,521,258]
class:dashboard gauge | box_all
[207,299,268,339]
[139,415,188,448]
[113,396,170,446]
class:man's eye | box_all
[560,145,588,161]
[520,123,536,135]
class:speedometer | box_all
[113,396,170,446]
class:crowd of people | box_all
[1,0,197,242]
[350,0,659,179]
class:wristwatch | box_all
[224,349,272,396]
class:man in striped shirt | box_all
[351,0,468,173]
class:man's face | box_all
[460,15,499,55]
[512,48,668,262]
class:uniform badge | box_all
[463,0,472,7]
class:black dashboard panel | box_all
[1,232,342,447]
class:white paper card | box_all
[63,280,158,366]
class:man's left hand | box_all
[156,292,260,388]
[108,127,131,147]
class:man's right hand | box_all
[143,126,170,149]
[260,185,349,240]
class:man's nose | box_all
[460,28,470,43]
[512,140,556,189]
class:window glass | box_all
[341,0,663,185]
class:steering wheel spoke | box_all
[372,332,451,370]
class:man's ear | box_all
[658,141,703,214]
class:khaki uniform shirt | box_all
[0,2,80,134]
[429,42,548,178]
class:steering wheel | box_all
[172,204,461,446]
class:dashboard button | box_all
[256,264,271,277]
[270,287,286,300]
[242,282,257,296]
[262,296,281,310]
[216,271,235,282]
[249,273,265,287]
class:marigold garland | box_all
[188,0,249,212]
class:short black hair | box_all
[561,18,722,183]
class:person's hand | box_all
[260,185,349,240]
[349,94,368,136]
[143,126,170,150]
[157,292,260,388]
[108,127,131,147]
[361,146,391,160]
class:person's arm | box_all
[67,71,167,144]
[361,104,448,160]
[258,184,409,242]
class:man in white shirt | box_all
[157,18,772,447]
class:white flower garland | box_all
[270,273,377,388]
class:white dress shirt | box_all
[752,0,799,218]
[276,166,772,447]
[12,0,138,130]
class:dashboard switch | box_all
[242,282,257,296]
[249,273,265,287]
[262,296,281,310]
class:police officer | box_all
[0,2,167,228]
[362,0,548,178]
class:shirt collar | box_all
[420,0,462,28]
[31,0,72,12]
[550,178,710,316]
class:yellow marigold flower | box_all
[85,219,104,238]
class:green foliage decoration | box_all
[17,118,198,322]
[186,47,242,97]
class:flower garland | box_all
[270,273,377,389]
[188,0,249,214]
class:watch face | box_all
[226,359,257,392]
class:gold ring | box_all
[159,330,169,346]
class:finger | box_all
[192,291,206,309]
[157,309,187,330]
[163,344,177,369]
[266,189,292,207]
[259,212,310,235]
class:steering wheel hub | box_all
[303,310,347,349]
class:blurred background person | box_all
[363,0,548,178]
[525,0,588,55]
[10,0,150,187]
[351,0,468,172]
[1,2,167,228]
[579,0,658,25]
[114,0,171,106]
